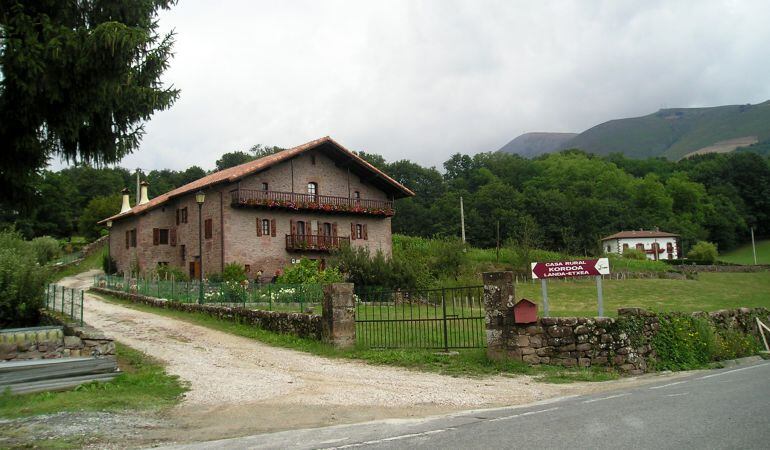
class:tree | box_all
[215,151,254,171]
[79,194,122,240]
[687,241,718,263]
[0,0,179,204]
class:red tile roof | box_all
[601,230,680,241]
[100,136,414,224]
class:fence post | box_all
[483,271,515,361]
[61,286,65,314]
[322,283,356,348]
[441,288,449,352]
[71,288,75,319]
[80,290,84,326]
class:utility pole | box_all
[751,227,757,265]
[460,196,466,248]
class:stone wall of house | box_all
[0,313,115,362]
[484,271,770,374]
[90,286,323,340]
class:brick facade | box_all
[108,145,402,279]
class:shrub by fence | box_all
[94,274,323,313]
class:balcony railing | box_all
[230,188,394,216]
[285,234,350,252]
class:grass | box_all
[720,239,770,265]
[89,291,618,383]
[0,342,187,419]
[49,248,105,283]
[514,272,770,317]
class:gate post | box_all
[322,283,356,349]
[483,271,515,361]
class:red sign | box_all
[530,258,610,279]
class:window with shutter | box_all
[355,224,363,240]
[205,219,213,239]
[130,229,137,247]
[363,224,368,240]
[153,228,160,245]
[159,229,169,245]
[125,231,129,249]
[170,229,177,246]
[350,223,356,240]
[262,219,270,236]
[270,219,276,237]
[332,222,338,237]
[256,217,262,236]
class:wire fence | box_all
[94,274,323,313]
[45,284,84,326]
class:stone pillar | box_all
[483,271,515,360]
[322,283,356,349]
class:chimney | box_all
[138,181,150,205]
[120,188,131,213]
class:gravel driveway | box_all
[57,270,648,444]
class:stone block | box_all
[560,358,577,367]
[600,334,614,343]
[536,346,554,357]
[576,343,592,351]
[613,355,626,365]
[540,317,559,326]
[547,326,573,338]
[592,356,608,365]
[522,354,540,364]
[516,335,530,347]
[574,325,591,335]
[558,343,576,352]
[520,347,535,356]
[539,357,550,364]
[529,335,543,348]
[0,342,17,360]
[578,358,591,367]
[525,325,544,335]
[64,336,82,349]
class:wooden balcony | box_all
[230,188,395,216]
[285,234,350,252]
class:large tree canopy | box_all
[0,0,179,203]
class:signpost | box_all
[531,258,611,316]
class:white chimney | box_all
[138,181,150,205]
[119,188,131,213]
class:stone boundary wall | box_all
[91,286,323,340]
[487,305,770,374]
[0,312,115,361]
[485,271,770,374]
[677,264,770,273]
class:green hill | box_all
[500,100,770,160]
[720,239,770,265]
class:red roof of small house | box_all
[100,136,415,224]
[600,230,680,241]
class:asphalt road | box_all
[161,359,770,450]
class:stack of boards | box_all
[0,357,119,394]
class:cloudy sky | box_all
[89,0,770,171]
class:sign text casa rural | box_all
[530,258,610,280]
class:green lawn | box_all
[0,342,187,419]
[514,272,770,317]
[720,239,770,265]
[49,248,105,283]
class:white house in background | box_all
[601,230,681,261]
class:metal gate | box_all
[355,286,486,350]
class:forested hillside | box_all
[2,148,768,256]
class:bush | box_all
[222,262,248,283]
[30,236,61,265]
[0,230,49,327]
[332,244,417,290]
[156,264,188,281]
[277,258,343,284]
[102,253,117,275]
[687,241,718,263]
[621,248,647,260]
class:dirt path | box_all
[59,270,673,445]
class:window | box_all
[157,261,169,267]
[261,182,269,191]
[636,243,644,251]
[261,219,270,236]
[204,218,213,239]
[606,245,611,253]
[153,228,170,245]
[307,182,317,196]
[323,222,332,236]
[622,243,629,251]
[354,191,360,199]
[130,229,137,247]
[296,220,306,236]
[180,245,186,261]
[356,224,363,240]
[181,207,188,224]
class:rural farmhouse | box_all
[100,137,414,279]
[601,230,681,260]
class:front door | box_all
[189,261,200,279]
